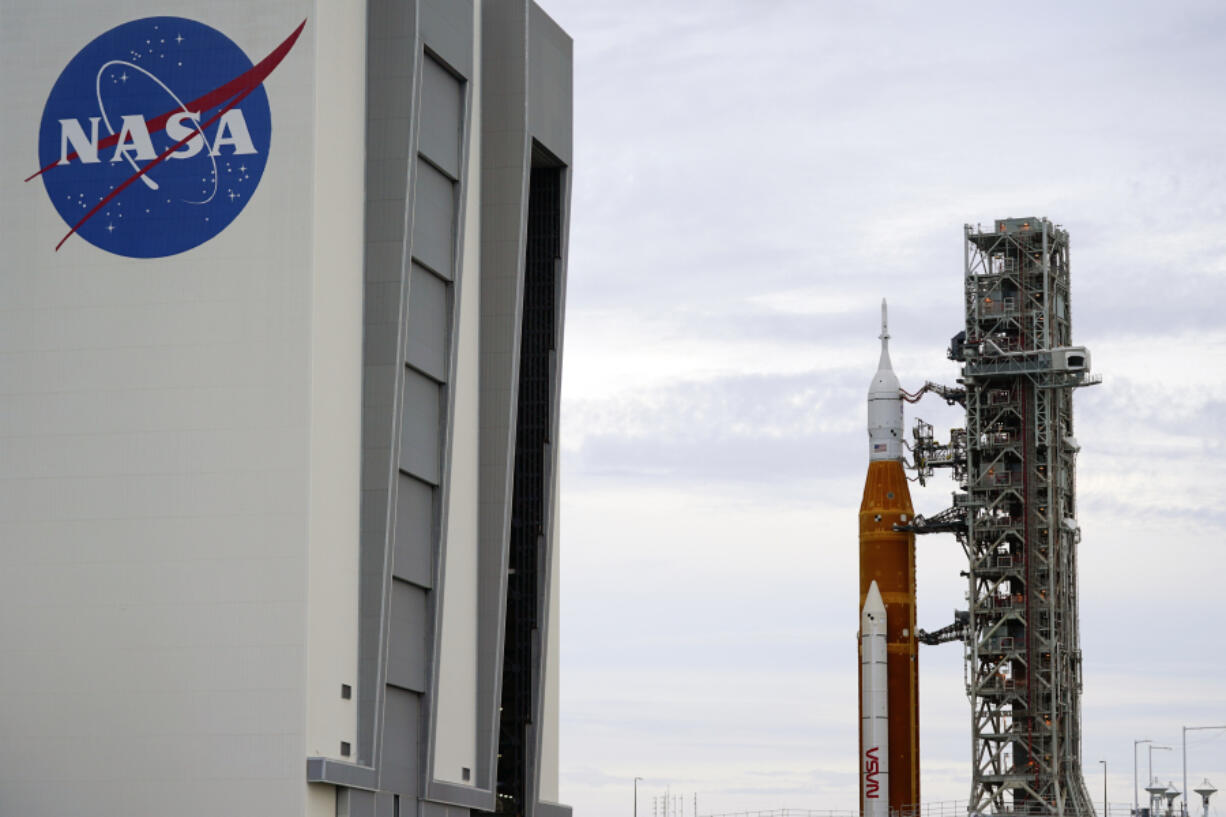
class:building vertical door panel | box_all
[394,473,435,589]
[406,263,450,381]
[381,687,423,796]
[387,579,430,693]
[399,370,441,485]
[418,55,463,180]
[411,159,457,278]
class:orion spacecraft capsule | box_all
[858,301,920,817]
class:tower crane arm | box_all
[917,618,968,645]
[901,381,967,406]
[894,505,966,535]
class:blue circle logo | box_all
[33,16,304,258]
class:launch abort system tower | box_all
[957,218,1097,816]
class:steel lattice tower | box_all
[954,218,1098,817]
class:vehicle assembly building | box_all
[0,2,572,816]
[863,218,1099,817]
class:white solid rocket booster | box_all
[861,579,889,817]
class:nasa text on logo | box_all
[30,16,305,258]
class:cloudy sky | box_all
[539,2,1226,815]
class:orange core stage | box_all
[859,458,919,816]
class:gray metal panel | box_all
[536,803,574,817]
[394,473,434,588]
[365,321,401,367]
[365,281,403,324]
[400,369,441,485]
[381,687,422,796]
[527,4,573,166]
[349,5,571,814]
[417,9,494,805]
[367,157,410,203]
[362,367,398,448]
[387,578,428,692]
[504,11,574,813]
[418,56,464,180]
[368,0,416,41]
[360,0,420,771]
[367,197,408,243]
[420,0,473,78]
[411,159,456,278]
[307,758,380,792]
[339,788,378,817]
[361,484,390,535]
[366,242,404,283]
[422,802,471,817]
[425,779,493,811]
[477,0,530,794]
[367,114,413,160]
[375,792,397,817]
[406,263,449,381]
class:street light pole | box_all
[1151,744,1172,789]
[1149,744,1174,814]
[1100,760,1108,817]
[1183,726,1226,817]
[634,777,643,817]
[1137,739,1153,816]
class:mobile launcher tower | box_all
[907,217,1100,817]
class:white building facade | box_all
[0,1,571,815]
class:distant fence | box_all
[697,804,964,817]
[698,811,855,817]
[698,803,1137,817]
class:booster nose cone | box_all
[868,299,904,461]
[861,579,887,628]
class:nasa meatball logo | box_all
[28,16,305,257]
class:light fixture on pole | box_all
[1182,725,1226,817]
[634,777,643,817]
[1136,739,1154,816]
[1147,778,1170,817]
[1192,779,1216,817]
[1150,745,1172,788]
[1103,755,1113,814]
[1163,781,1180,817]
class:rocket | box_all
[859,300,920,816]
